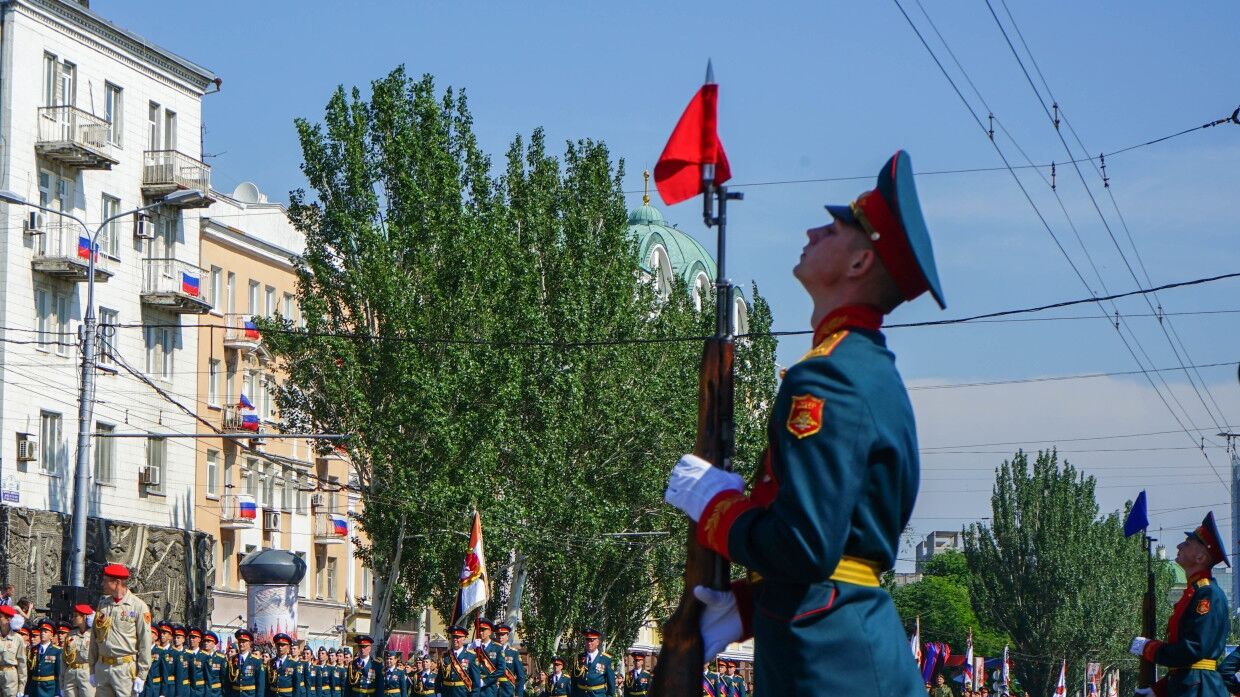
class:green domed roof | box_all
[628,202,717,288]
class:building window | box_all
[206,449,220,498]
[58,61,75,107]
[43,53,57,107]
[163,109,177,150]
[54,294,70,357]
[104,82,123,146]
[277,470,289,512]
[282,293,294,322]
[94,422,115,484]
[35,288,53,351]
[227,272,236,314]
[245,457,259,498]
[99,308,118,366]
[209,266,222,310]
[147,102,160,150]
[260,464,274,509]
[100,194,121,258]
[326,557,337,599]
[208,359,220,406]
[220,538,234,587]
[264,286,276,317]
[248,280,259,315]
[297,475,309,514]
[315,554,326,598]
[225,357,236,407]
[145,438,166,494]
[39,411,62,474]
[145,327,173,378]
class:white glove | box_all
[1133,688,1153,696]
[693,586,743,658]
[664,454,744,521]
[133,677,144,694]
[1129,637,1149,656]
[89,673,97,688]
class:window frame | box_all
[209,266,223,311]
[207,359,221,407]
[98,308,118,366]
[39,410,62,475]
[206,448,221,499]
[104,82,123,147]
[100,193,121,258]
[145,437,166,495]
[94,422,115,484]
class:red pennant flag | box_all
[654,71,731,205]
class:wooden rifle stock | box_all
[650,337,735,697]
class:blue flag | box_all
[1124,490,1149,537]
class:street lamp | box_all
[0,187,207,588]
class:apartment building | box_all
[0,0,217,527]
[196,182,371,645]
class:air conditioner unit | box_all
[134,215,155,239]
[16,435,37,462]
[24,211,45,234]
[139,466,161,487]
[310,493,324,508]
[263,511,281,531]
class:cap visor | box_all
[824,204,857,225]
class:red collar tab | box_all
[1188,570,1213,586]
[813,305,884,345]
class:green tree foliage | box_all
[963,450,1173,696]
[264,67,778,662]
[891,550,1008,658]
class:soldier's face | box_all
[793,219,873,294]
[585,637,599,651]
[238,639,251,653]
[205,640,217,652]
[496,631,509,644]
[191,637,201,649]
[478,627,491,642]
[102,577,120,597]
[1176,537,1209,570]
[451,636,465,649]
[39,628,53,643]
[277,644,290,656]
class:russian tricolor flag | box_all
[330,514,348,536]
[241,413,259,432]
[77,236,97,261]
[238,393,255,410]
[181,272,200,297]
[239,500,257,519]
[244,318,260,339]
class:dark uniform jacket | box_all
[170,648,189,697]
[473,644,502,697]
[302,663,320,697]
[1142,572,1228,697]
[347,657,379,697]
[227,652,267,697]
[145,645,167,697]
[541,672,570,697]
[203,651,226,697]
[187,650,208,697]
[570,652,614,697]
[27,644,61,697]
[497,645,524,697]
[269,657,303,697]
[380,669,405,697]
[412,670,436,696]
[694,306,925,697]
[436,648,479,697]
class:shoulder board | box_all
[797,330,849,364]
[602,652,612,659]
[1196,578,1211,588]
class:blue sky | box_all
[104,1,1240,566]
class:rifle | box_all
[1139,534,1156,688]
[649,173,742,697]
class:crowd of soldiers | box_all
[0,565,752,697]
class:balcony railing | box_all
[219,493,258,529]
[223,313,262,351]
[142,150,214,206]
[36,105,118,169]
[141,257,212,314]
[30,218,112,282]
[222,405,261,434]
[313,511,349,544]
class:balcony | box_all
[313,511,349,544]
[141,150,215,207]
[223,313,262,352]
[219,493,258,530]
[36,106,118,170]
[222,405,261,434]
[141,258,212,314]
[30,218,112,282]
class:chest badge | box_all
[787,394,825,438]
[1197,598,1211,614]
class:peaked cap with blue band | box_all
[1186,511,1229,567]
[825,150,945,309]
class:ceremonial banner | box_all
[1002,645,1010,689]
[453,510,489,623]
[963,629,973,686]
[1106,669,1120,697]
[653,63,731,205]
[1087,662,1102,695]
[973,656,985,691]
[1053,658,1066,696]
[910,616,921,667]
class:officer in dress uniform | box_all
[411,657,435,697]
[55,624,70,650]
[29,620,62,697]
[664,151,946,697]
[186,630,207,697]
[88,565,153,697]
[326,652,343,697]
[61,605,94,697]
[570,629,613,697]
[541,659,569,697]
[380,653,404,697]
[346,637,378,697]
[622,652,649,697]
[721,660,745,697]
[436,626,478,697]
[700,662,720,697]
[469,620,501,697]
[226,630,264,697]
[200,633,225,697]
[152,624,176,697]
[1130,512,1229,697]
[171,627,191,697]
[492,624,522,697]
[0,605,27,697]
[269,635,303,697]
[300,648,319,697]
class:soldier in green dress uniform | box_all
[300,648,319,697]
[269,635,303,697]
[700,662,720,697]
[1131,512,1230,697]
[227,630,265,697]
[493,624,523,697]
[346,637,378,697]
[201,633,225,697]
[720,660,745,697]
[28,621,62,697]
[380,654,404,697]
[470,619,501,697]
[437,626,478,697]
[327,651,344,697]
[150,623,173,697]
[541,659,570,697]
[171,627,190,697]
[570,629,613,697]
[410,657,435,697]
[664,150,946,697]
[622,652,649,697]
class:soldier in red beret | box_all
[62,604,94,697]
[88,564,152,697]
[0,604,26,697]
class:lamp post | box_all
[0,187,206,588]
